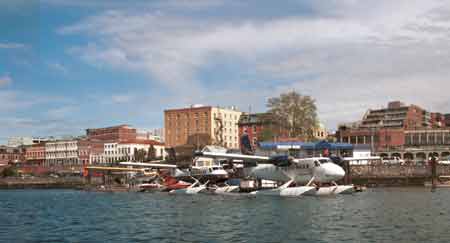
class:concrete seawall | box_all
[0,177,85,189]
[348,165,450,186]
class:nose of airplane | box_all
[324,163,346,181]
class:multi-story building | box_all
[445,114,450,127]
[336,101,450,162]
[77,139,91,166]
[0,146,25,165]
[358,101,429,129]
[337,101,431,151]
[313,123,328,141]
[238,113,280,148]
[7,137,34,147]
[431,113,445,128]
[25,143,46,165]
[137,129,164,142]
[86,124,137,142]
[45,140,79,167]
[164,105,242,149]
[7,136,54,147]
[238,113,329,149]
[90,140,165,164]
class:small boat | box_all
[138,183,164,192]
[169,179,208,194]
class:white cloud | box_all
[111,94,134,104]
[45,105,79,119]
[60,0,450,130]
[43,0,225,10]
[47,62,68,74]
[0,75,12,87]
[0,43,26,49]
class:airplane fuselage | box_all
[243,158,345,184]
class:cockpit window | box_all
[314,161,321,167]
[319,159,330,163]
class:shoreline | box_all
[1,175,447,190]
[0,177,85,190]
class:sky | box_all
[1,0,450,143]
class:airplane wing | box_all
[197,152,296,167]
[120,162,177,169]
[197,151,270,162]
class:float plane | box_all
[120,159,229,184]
[195,135,354,197]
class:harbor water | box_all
[1,188,450,243]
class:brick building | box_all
[0,146,25,165]
[77,139,91,166]
[446,114,450,127]
[86,125,137,142]
[164,105,242,149]
[358,101,429,129]
[25,143,46,165]
[238,112,329,149]
[337,101,431,150]
[238,113,282,148]
[337,101,450,161]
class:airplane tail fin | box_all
[240,133,254,155]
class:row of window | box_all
[46,142,77,148]
[0,155,21,160]
[405,133,450,145]
[214,113,239,121]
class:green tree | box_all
[267,90,318,141]
[147,145,156,161]
[134,149,147,162]
[1,167,17,177]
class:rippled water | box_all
[1,188,450,243]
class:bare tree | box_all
[267,90,318,141]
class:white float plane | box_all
[195,151,354,197]
[120,159,229,183]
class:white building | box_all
[45,140,79,166]
[211,107,242,149]
[137,128,164,142]
[90,141,166,164]
[8,137,34,147]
